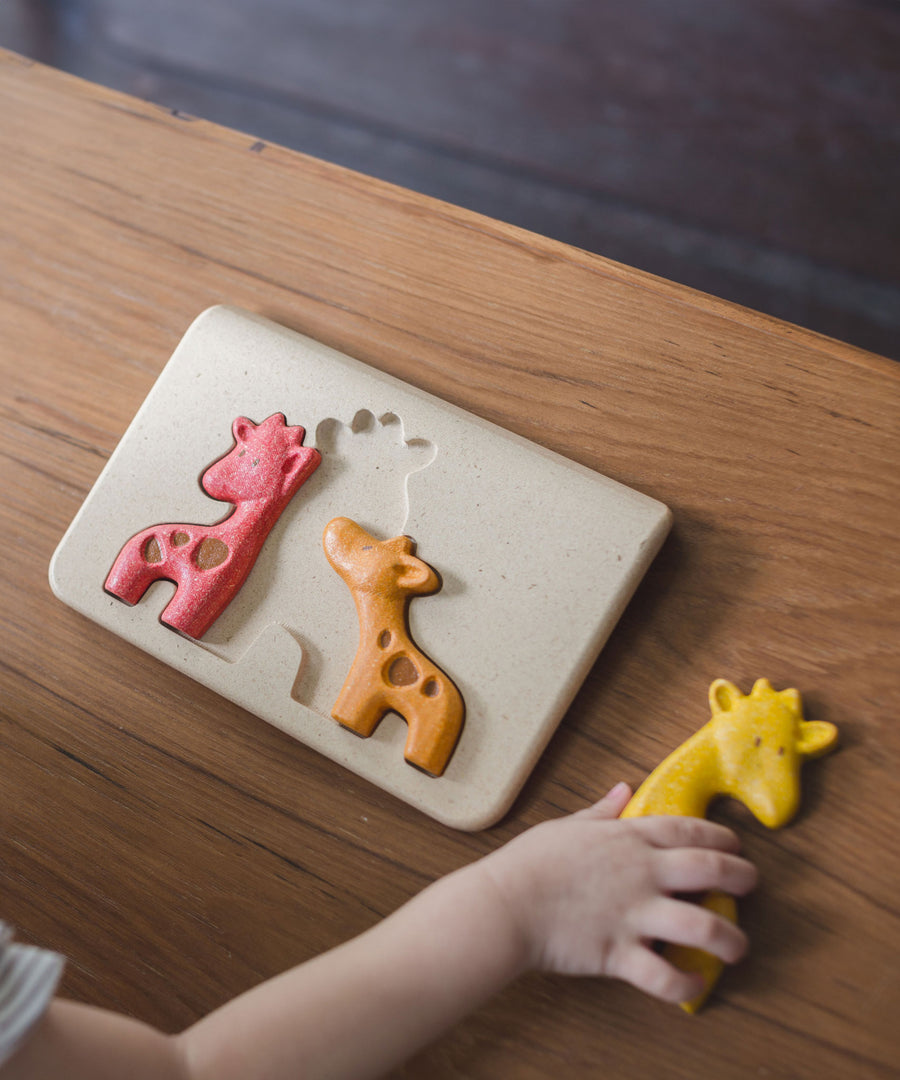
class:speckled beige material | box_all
[49,306,671,829]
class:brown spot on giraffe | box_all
[194,537,229,569]
[388,656,419,686]
[144,537,162,563]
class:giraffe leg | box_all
[332,679,388,738]
[159,584,223,640]
[105,534,166,605]
[402,680,465,777]
[664,890,738,1014]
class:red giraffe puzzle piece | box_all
[105,413,321,639]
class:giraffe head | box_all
[323,517,440,597]
[202,414,321,504]
[708,678,837,828]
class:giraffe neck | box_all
[623,725,720,819]
[213,494,286,543]
[351,590,413,656]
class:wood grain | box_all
[10,0,899,359]
[0,49,898,1078]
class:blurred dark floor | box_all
[3,0,899,360]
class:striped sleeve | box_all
[0,922,65,1067]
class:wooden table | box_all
[1,49,897,1078]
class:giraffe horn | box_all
[384,535,415,554]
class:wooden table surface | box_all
[1,49,897,1078]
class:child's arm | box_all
[3,783,756,1080]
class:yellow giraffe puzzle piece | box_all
[621,677,838,1012]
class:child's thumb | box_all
[578,781,632,820]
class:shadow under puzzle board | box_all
[49,306,671,830]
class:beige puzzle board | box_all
[50,306,671,829]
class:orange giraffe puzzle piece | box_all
[323,517,465,776]
[621,678,838,1012]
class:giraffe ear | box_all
[394,555,436,592]
[233,417,256,443]
[709,679,744,715]
[796,720,838,758]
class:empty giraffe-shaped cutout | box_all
[323,516,464,777]
[314,410,436,536]
[104,413,321,639]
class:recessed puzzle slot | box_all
[313,409,436,537]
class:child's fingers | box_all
[609,942,707,1004]
[654,848,758,896]
[628,815,741,853]
[576,782,632,820]
[632,896,749,963]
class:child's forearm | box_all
[4,864,523,1080]
[177,860,526,1080]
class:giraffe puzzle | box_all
[323,516,465,776]
[105,413,321,639]
[621,677,838,1013]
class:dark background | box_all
[3,0,898,360]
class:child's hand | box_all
[477,783,758,1004]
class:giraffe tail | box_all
[664,890,738,1014]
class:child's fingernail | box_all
[607,781,630,800]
